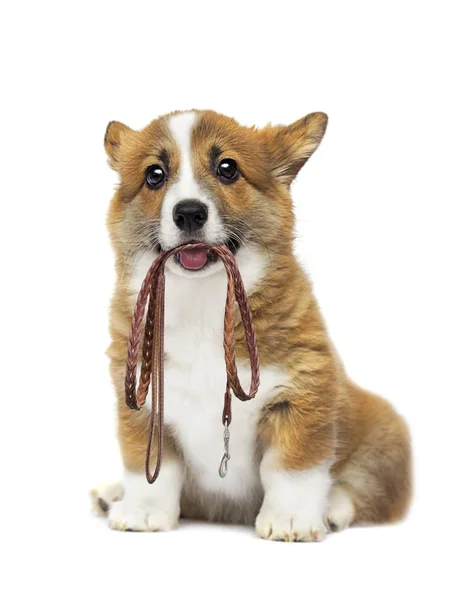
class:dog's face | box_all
[106,110,327,277]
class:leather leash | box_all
[124,243,260,483]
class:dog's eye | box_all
[145,165,166,189]
[217,158,239,183]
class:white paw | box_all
[108,500,178,532]
[325,485,355,532]
[255,507,326,542]
[90,482,124,516]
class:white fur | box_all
[160,111,225,256]
[90,482,124,516]
[256,449,331,541]
[108,463,183,531]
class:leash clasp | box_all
[218,420,230,478]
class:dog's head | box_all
[106,110,327,277]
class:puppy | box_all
[91,110,411,541]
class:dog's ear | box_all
[261,112,328,185]
[104,121,133,171]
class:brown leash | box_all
[124,243,260,484]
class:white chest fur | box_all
[129,248,288,502]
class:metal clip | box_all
[218,420,230,478]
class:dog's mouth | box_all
[156,238,240,272]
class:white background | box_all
[1,1,450,598]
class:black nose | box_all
[173,200,208,233]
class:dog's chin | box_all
[158,238,240,279]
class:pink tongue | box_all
[179,248,208,270]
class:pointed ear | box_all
[261,112,328,185]
[104,121,133,171]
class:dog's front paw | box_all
[255,506,326,542]
[108,500,178,532]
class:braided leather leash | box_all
[124,243,260,484]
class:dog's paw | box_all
[255,508,326,542]
[325,485,355,532]
[90,482,124,516]
[108,500,178,532]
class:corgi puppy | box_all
[91,110,411,541]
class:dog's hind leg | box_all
[90,482,124,516]
[328,384,412,529]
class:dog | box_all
[90,110,411,541]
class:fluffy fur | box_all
[91,109,411,541]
